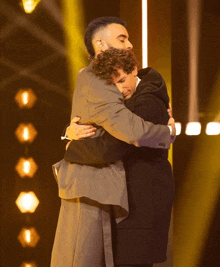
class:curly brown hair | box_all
[92,48,139,84]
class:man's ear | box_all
[94,39,102,50]
[100,39,109,51]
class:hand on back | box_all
[66,117,97,140]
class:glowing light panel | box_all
[206,122,220,135]
[15,123,38,143]
[142,0,148,68]
[185,122,201,136]
[18,227,40,247]
[15,89,37,108]
[15,157,38,178]
[16,192,39,213]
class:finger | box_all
[168,118,174,125]
[168,112,173,118]
[66,141,71,150]
[71,116,81,124]
[77,129,96,136]
[84,128,96,134]
[77,125,97,132]
[78,132,96,139]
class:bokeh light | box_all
[15,88,37,108]
[20,262,37,267]
[16,192,39,213]
[185,122,201,136]
[22,0,41,14]
[15,157,38,178]
[206,122,220,135]
[15,123,38,143]
[18,227,40,247]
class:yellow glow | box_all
[15,123,38,143]
[206,122,220,135]
[20,263,37,267]
[23,127,29,140]
[15,157,38,178]
[22,92,28,104]
[22,0,41,14]
[15,89,37,108]
[24,161,30,174]
[25,230,31,243]
[142,0,148,68]
[18,227,40,247]
[174,132,220,266]
[16,191,39,213]
[62,0,87,97]
[174,70,220,267]
[185,122,201,135]
[175,122,182,135]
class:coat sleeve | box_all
[73,70,172,149]
[64,93,167,165]
[64,132,135,165]
[64,93,168,166]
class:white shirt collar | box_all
[133,76,141,94]
[136,76,141,88]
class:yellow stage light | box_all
[206,122,220,135]
[15,123,38,143]
[185,122,201,135]
[16,192,39,213]
[22,0,41,14]
[20,262,37,267]
[15,157,38,178]
[15,89,37,108]
[142,0,148,68]
[18,227,40,247]
[62,0,87,98]
[175,122,182,135]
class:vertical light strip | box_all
[188,0,201,122]
[62,0,87,97]
[142,0,148,68]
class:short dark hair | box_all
[84,17,126,59]
[92,48,139,84]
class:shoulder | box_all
[133,92,162,107]
[89,73,123,100]
[138,67,164,81]
[75,64,123,103]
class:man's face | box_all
[103,24,133,50]
[113,67,138,100]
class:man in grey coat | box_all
[51,17,175,267]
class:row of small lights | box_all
[15,89,40,267]
[14,2,47,266]
[175,122,220,136]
